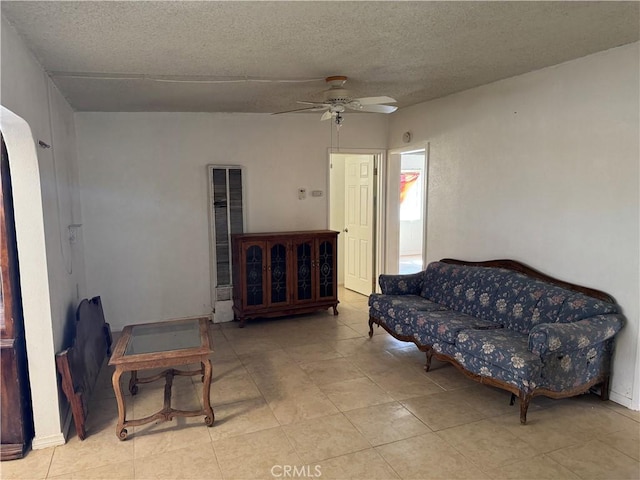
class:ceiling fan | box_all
[273,76,397,124]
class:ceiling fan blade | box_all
[297,101,329,107]
[354,96,397,105]
[350,104,398,114]
[272,106,327,115]
[320,110,333,121]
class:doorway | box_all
[1,106,65,448]
[386,146,428,275]
[329,152,379,296]
[399,151,426,273]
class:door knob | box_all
[344,228,349,233]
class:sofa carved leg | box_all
[519,391,531,424]
[599,376,610,401]
[509,393,516,406]
[424,349,433,372]
[368,317,375,338]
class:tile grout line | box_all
[43,447,55,479]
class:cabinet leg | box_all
[332,304,339,316]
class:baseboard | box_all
[609,390,634,409]
[32,432,65,450]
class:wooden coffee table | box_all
[108,317,214,440]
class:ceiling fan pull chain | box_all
[330,117,334,152]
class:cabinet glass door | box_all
[294,240,314,302]
[268,242,289,306]
[317,239,336,299]
[244,243,266,308]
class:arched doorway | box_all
[0,106,64,449]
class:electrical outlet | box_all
[298,188,307,200]
[68,224,82,244]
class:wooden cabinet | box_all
[1,135,33,460]
[232,231,339,326]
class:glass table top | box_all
[125,319,201,356]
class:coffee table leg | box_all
[112,368,128,440]
[201,360,214,426]
[128,370,138,395]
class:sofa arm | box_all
[378,271,424,295]
[528,314,624,356]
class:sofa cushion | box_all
[412,331,458,356]
[421,262,472,306]
[422,262,515,322]
[369,294,446,339]
[370,307,416,338]
[455,328,542,381]
[415,310,502,344]
[421,262,618,334]
[489,273,536,332]
[369,293,447,319]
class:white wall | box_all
[1,18,86,447]
[329,154,346,285]
[388,43,640,408]
[75,112,387,330]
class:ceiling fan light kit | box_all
[273,76,397,125]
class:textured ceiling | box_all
[2,1,638,113]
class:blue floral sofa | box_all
[368,259,624,423]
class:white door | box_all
[344,155,375,295]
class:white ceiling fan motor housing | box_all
[324,88,351,104]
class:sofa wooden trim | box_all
[368,258,614,424]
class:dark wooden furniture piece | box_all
[55,297,112,440]
[232,230,339,327]
[108,317,214,440]
[1,135,34,460]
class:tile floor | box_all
[399,255,423,275]
[2,288,639,479]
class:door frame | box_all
[0,106,65,447]
[327,148,386,294]
[387,142,430,275]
